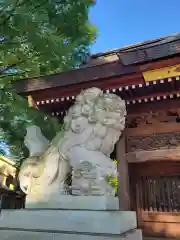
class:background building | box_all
[0,155,16,189]
[13,33,180,238]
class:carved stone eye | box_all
[24,172,30,177]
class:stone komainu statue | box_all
[19,87,126,205]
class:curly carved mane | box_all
[19,88,127,199]
[62,88,126,156]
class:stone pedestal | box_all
[0,209,142,239]
[0,229,142,240]
[0,196,142,240]
[25,196,119,210]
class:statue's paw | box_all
[60,190,69,195]
[59,186,70,195]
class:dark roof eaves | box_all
[91,33,180,57]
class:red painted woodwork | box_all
[139,56,180,73]
[14,56,180,101]
[27,73,144,101]
[129,161,180,239]
[127,98,180,115]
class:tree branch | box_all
[0,39,28,46]
[0,64,17,74]
[0,0,20,26]
[0,60,24,74]
[31,0,47,11]
[0,0,47,27]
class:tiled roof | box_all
[85,33,180,66]
[13,33,180,93]
[119,37,180,65]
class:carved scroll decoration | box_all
[126,132,180,152]
[126,110,180,129]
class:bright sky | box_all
[89,0,180,54]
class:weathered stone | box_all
[19,87,126,206]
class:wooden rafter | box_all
[126,147,180,163]
[13,56,180,94]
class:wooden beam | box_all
[127,98,180,115]
[14,56,180,95]
[140,221,180,238]
[125,122,180,137]
[13,62,139,94]
[140,211,180,223]
[116,134,130,210]
[143,64,180,82]
[126,89,180,103]
[24,73,143,101]
[140,55,180,72]
[126,147,180,163]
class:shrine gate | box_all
[14,33,180,238]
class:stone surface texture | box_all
[0,210,136,234]
[24,125,49,157]
[0,209,141,240]
[7,88,143,240]
[0,229,142,240]
[25,196,119,210]
[18,87,126,206]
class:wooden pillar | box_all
[116,133,130,210]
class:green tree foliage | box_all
[0,0,96,82]
[0,88,60,164]
[0,0,97,162]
